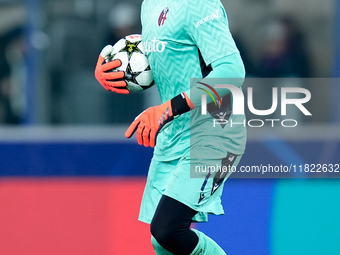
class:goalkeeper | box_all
[95,0,246,254]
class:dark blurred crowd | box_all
[237,16,310,78]
[0,27,25,124]
[0,1,330,125]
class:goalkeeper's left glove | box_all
[95,45,129,94]
[125,92,194,147]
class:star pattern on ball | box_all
[121,40,143,59]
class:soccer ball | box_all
[108,34,154,92]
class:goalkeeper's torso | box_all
[141,0,246,160]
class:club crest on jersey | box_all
[158,7,169,26]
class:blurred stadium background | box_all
[0,0,339,254]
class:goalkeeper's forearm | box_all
[185,52,245,108]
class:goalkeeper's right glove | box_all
[95,45,129,94]
[125,92,194,147]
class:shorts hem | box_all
[138,215,152,224]
[163,191,225,222]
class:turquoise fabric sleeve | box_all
[185,52,245,107]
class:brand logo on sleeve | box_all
[193,9,220,28]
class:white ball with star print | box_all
[107,34,154,92]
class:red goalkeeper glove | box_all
[95,45,129,94]
[125,92,194,147]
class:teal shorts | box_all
[138,149,242,224]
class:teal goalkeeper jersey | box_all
[141,0,246,160]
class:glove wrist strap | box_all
[171,92,194,116]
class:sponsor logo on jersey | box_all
[143,37,168,53]
[158,7,169,26]
[193,9,220,28]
